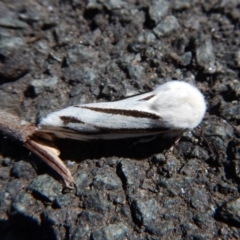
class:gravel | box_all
[27,174,62,202]
[219,198,240,225]
[91,223,128,240]
[153,16,180,38]
[1,0,240,239]
[29,77,58,95]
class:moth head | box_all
[152,81,207,130]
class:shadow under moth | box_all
[0,81,206,188]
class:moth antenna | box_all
[192,126,216,161]
[218,115,240,138]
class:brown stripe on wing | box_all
[60,116,85,125]
[138,94,155,101]
[77,106,160,120]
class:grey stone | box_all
[235,50,240,67]
[43,208,79,226]
[0,16,28,29]
[28,174,61,202]
[41,16,58,30]
[0,37,25,56]
[118,159,143,187]
[75,171,90,196]
[187,233,212,240]
[151,153,166,164]
[230,81,240,98]
[29,77,58,95]
[108,192,125,204]
[0,190,10,208]
[6,180,24,196]
[196,40,216,74]
[63,67,96,84]
[93,169,122,190]
[105,61,120,74]
[69,224,90,240]
[159,176,194,196]
[128,41,147,53]
[172,0,191,10]
[11,192,34,213]
[146,222,175,236]
[10,192,41,225]
[189,146,209,160]
[136,32,156,44]
[54,194,73,208]
[163,211,180,220]
[100,81,124,99]
[148,0,169,25]
[11,160,36,180]
[2,157,12,166]
[82,191,111,214]
[66,44,96,64]
[203,121,233,139]
[181,51,192,66]
[78,210,104,226]
[163,197,179,208]
[69,83,84,97]
[153,16,180,38]
[176,141,193,157]
[180,159,202,176]
[86,0,104,10]
[219,198,240,224]
[193,211,215,229]
[161,156,181,177]
[233,160,240,179]
[103,0,125,10]
[203,112,234,137]
[54,24,72,46]
[34,40,50,56]
[132,199,159,226]
[190,189,209,210]
[215,183,238,195]
[18,5,44,22]
[127,64,144,80]
[180,222,199,235]
[220,104,240,122]
[91,223,128,240]
[118,8,139,23]
[0,167,10,180]
[203,0,239,13]
[0,51,30,81]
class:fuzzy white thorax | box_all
[149,81,206,130]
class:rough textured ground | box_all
[0,0,240,239]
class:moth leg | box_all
[127,135,157,150]
[134,135,157,144]
[164,137,181,158]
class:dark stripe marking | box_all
[138,94,155,101]
[62,126,170,135]
[78,106,160,120]
[60,116,85,125]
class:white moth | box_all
[37,81,206,140]
[29,80,207,187]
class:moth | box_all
[37,81,206,141]
[26,80,206,188]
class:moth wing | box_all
[38,90,172,140]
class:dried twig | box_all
[0,110,75,188]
